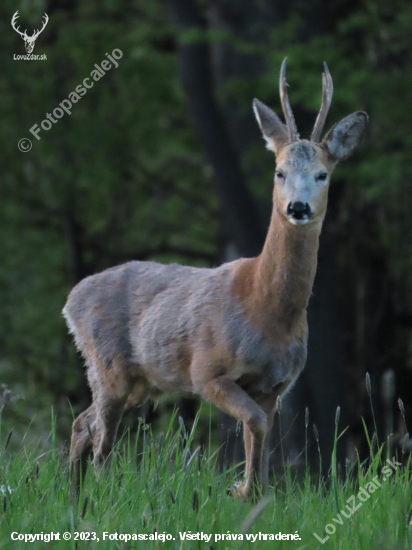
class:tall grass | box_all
[0,387,411,549]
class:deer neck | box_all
[234,207,322,335]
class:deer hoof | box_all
[228,481,250,501]
[229,481,262,502]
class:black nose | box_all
[287,201,312,220]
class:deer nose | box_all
[287,201,312,220]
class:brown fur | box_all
[65,64,368,500]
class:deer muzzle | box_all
[286,201,312,225]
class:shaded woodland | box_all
[1,0,412,474]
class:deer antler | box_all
[31,13,49,40]
[11,11,28,39]
[279,57,299,143]
[311,62,334,143]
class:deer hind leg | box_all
[70,404,96,494]
[88,356,133,470]
[200,376,267,501]
[92,394,127,469]
[92,381,149,468]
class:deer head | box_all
[253,58,368,226]
[11,11,49,54]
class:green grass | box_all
[0,406,411,549]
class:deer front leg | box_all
[242,396,276,494]
[258,396,277,489]
[201,376,267,501]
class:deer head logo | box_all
[11,11,49,54]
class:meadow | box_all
[0,402,411,550]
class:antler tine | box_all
[311,62,334,143]
[11,11,19,27]
[11,11,27,38]
[279,58,299,142]
[32,13,49,40]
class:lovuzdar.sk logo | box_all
[11,10,48,60]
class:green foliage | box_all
[1,0,412,442]
[0,409,411,549]
[0,0,218,434]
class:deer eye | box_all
[316,172,328,182]
[275,171,285,180]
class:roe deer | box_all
[64,58,368,500]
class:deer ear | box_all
[253,99,289,155]
[322,111,368,161]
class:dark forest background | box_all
[1,0,412,475]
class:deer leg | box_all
[93,394,127,469]
[70,404,96,494]
[84,355,137,470]
[257,383,291,489]
[257,396,277,489]
[243,422,252,480]
[241,396,276,495]
[201,376,267,501]
[91,381,149,469]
